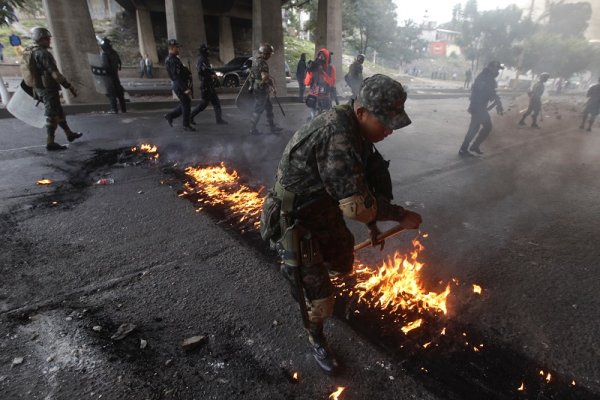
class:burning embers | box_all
[333,238,451,331]
[131,144,159,160]
[181,163,264,230]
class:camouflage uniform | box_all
[249,55,279,134]
[345,58,364,97]
[31,45,81,148]
[265,74,412,374]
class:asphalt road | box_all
[0,95,599,400]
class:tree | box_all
[342,0,399,58]
[547,1,592,38]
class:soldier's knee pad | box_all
[308,296,334,323]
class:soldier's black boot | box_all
[531,116,540,129]
[46,127,67,151]
[518,117,526,126]
[268,119,283,134]
[307,322,339,375]
[587,123,592,132]
[58,121,83,142]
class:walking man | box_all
[248,43,283,135]
[345,54,365,97]
[519,73,550,128]
[28,27,82,151]
[296,53,307,102]
[459,61,504,157]
[164,39,195,131]
[580,78,600,131]
[190,44,227,125]
[100,37,126,114]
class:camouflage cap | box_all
[357,74,411,130]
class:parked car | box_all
[214,56,291,87]
[214,56,252,88]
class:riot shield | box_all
[6,82,46,128]
[87,53,114,95]
[235,77,254,114]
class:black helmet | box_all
[100,37,112,50]
[199,44,209,55]
[31,27,51,43]
[487,60,504,70]
[167,39,182,48]
[258,43,274,55]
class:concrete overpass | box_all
[41,0,341,104]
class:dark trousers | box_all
[253,92,274,121]
[298,80,305,101]
[520,97,541,124]
[191,89,222,121]
[461,108,492,151]
[166,90,192,127]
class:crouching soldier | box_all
[260,74,422,374]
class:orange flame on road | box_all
[183,163,264,229]
[473,284,482,294]
[131,143,159,159]
[329,387,345,400]
[36,179,52,185]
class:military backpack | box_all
[20,46,42,89]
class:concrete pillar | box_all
[42,0,105,104]
[219,16,235,64]
[136,7,159,64]
[315,0,342,89]
[253,0,286,95]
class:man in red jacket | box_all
[304,48,336,119]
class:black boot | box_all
[46,126,67,151]
[308,323,338,375]
[249,113,262,135]
[268,123,283,134]
[58,121,83,142]
[216,118,228,125]
[164,113,173,127]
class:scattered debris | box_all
[36,179,53,185]
[95,178,115,185]
[165,359,173,367]
[12,357,24,366]
[182,335,207,351]
[92,325,102,332]
[46,355,54,363]
[110,323,136,341]
[140,339,148,349]
[137,190,144,194]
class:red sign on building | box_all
[429,41,447,57]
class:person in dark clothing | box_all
[28,27,82,151]
[580,78,600,131]
[459,61,504,157]
[100,38,126,114]
[329,52,340,105]
[164,39,195,131]
[464,69,472,89]
[519,73,550,128]
[304,48,336,120]
[296,53,307,102]
[345,54,364,97]
[190,44,227,125]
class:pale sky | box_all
[393,0,534,25]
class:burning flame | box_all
[401,319,423,334]
[182,163,264,229]
[518,382,525,391]
[473,284,482,294]
[292,372,299,381]
[131,143,159,159]
[329,387,345,400]
[337,238,451,320]
[546,373,552,383]
[36,179,52,185]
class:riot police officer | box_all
[190,44,227,125]
[100,37,126,114]
[248,43,283,135]
[164,39,195,131]
[29,27,82,151]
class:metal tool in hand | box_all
[273,93,286,117]
[354,223,407,252]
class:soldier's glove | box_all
[367,221,384,251]
[67,85,78,98]
[396,209,422,230]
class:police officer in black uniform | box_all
[100,37,126,114]
[164,39,195,131]
[190,44,227,125]
[29,27,82,151]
